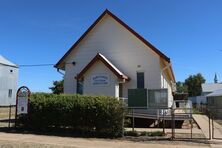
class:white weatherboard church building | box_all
[0,55,18,105]
[55,10,176,107]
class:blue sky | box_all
[0,0,222,92]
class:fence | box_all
[0,105,15,129]
[0,103,221,141]
[208,108,222,140]
[125,104,211,140]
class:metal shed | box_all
[0,55,18,105]
[207,89,222,118]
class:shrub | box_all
[18,93,125,137]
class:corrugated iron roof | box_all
[201,83,222,93]
[0,55,17,67]
[207,89,222,97]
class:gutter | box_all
[57,68,65,76]
[0,63,18,68]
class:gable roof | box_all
[0,55,17,68]
[55,9,171,67]
[202,83,222,93]
[76,53,129,81]
[55,9,175,82]
[207,89,222,97]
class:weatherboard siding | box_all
[83,61,118,97]
[64,14,170,99]
[0,65,18,105]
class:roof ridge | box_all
[0,55,17,67]
[76,53,129,80]
[54,9,174,81]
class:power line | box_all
[19,64,54,67]
[18,62,74,67]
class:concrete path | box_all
[193,114,211,139]
[193,114,222,148]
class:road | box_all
[0,132,211,148]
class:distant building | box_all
[0,55,18,105]
[207,89,222,118]
[201,83,222,96]
[189,83,222,105]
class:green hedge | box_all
[19,93,125,137]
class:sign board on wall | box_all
[16,86,30,114]
[91,74,110,86]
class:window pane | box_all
[8,89,12,98]
[77,80,83,94]
[137,72,144,89]
[148,89,168,108]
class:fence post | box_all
[157,109,160,128]
[208,110,211,140]
[171,107,175,140]
[8,105,12,128]
[190,107,193,139]
[212,113,214,139]
[190,119,193,139]
[132,108,135,131]
[163,109,165,134]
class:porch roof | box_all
[76,53,129,81]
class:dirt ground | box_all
[0,132,213,148]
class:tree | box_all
[184,73,206,97]
[49,79,64,94]
[176,81,188,93]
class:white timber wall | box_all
[64,14,168,98]
[161,73,173,107]
[0,65,18,105]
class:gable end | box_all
[54,9,171,69]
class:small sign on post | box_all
[17,97,28,114]
[15,86,30,127]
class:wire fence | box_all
[125,105,211,140]
[0,104,222,141]
[0,105,16,129]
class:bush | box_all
[18,93,125,137]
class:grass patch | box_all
[192,108,202,114]
[0,107,15,128]
[125,131,165,137]
[0,107,15,119]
